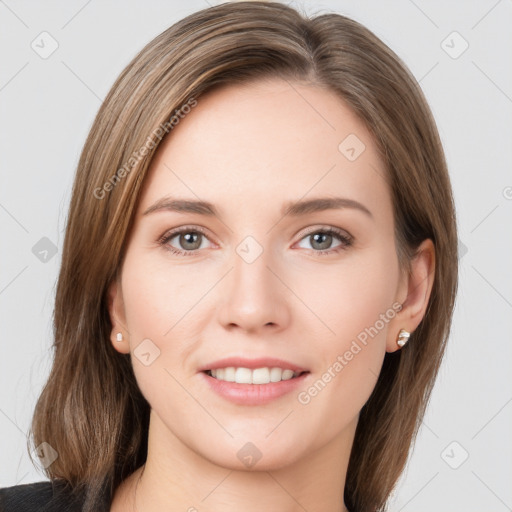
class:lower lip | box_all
[199,371,310,405]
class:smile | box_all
[200,369,310,406]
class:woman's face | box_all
[109,78,411,470]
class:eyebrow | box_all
[282,197,373,219]
[143,197,219,217]
[142,196,373,219]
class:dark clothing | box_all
[0,480,109,512]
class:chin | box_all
[193,433,308,472]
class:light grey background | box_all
[1,1,511,510]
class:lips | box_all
[200,368,310,405]
[197,356,309,374]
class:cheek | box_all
[291,242,400,348]
[293,247,399,428]
[119,254,207,384]
[119,257,206,415]
[121,251,206,340]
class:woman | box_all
[0,2,458,511]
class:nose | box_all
[216,241,291,334]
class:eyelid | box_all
[157,224,216,246]
[294,224,352,241]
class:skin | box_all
[108,78,435,512]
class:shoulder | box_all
[0,481,53,511]
[0,480,85,512]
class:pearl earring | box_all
[397,329,410,347]
[116,332,123,342]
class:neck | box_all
[118,410,356,512]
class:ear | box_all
[387,238,435,353]
[107,275,130,354]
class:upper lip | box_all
[198,357,309,374]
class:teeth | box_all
[209,367,299,384]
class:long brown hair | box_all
[28,2,458,511]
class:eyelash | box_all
[157,225,353,257]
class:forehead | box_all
[138,78,390,221]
